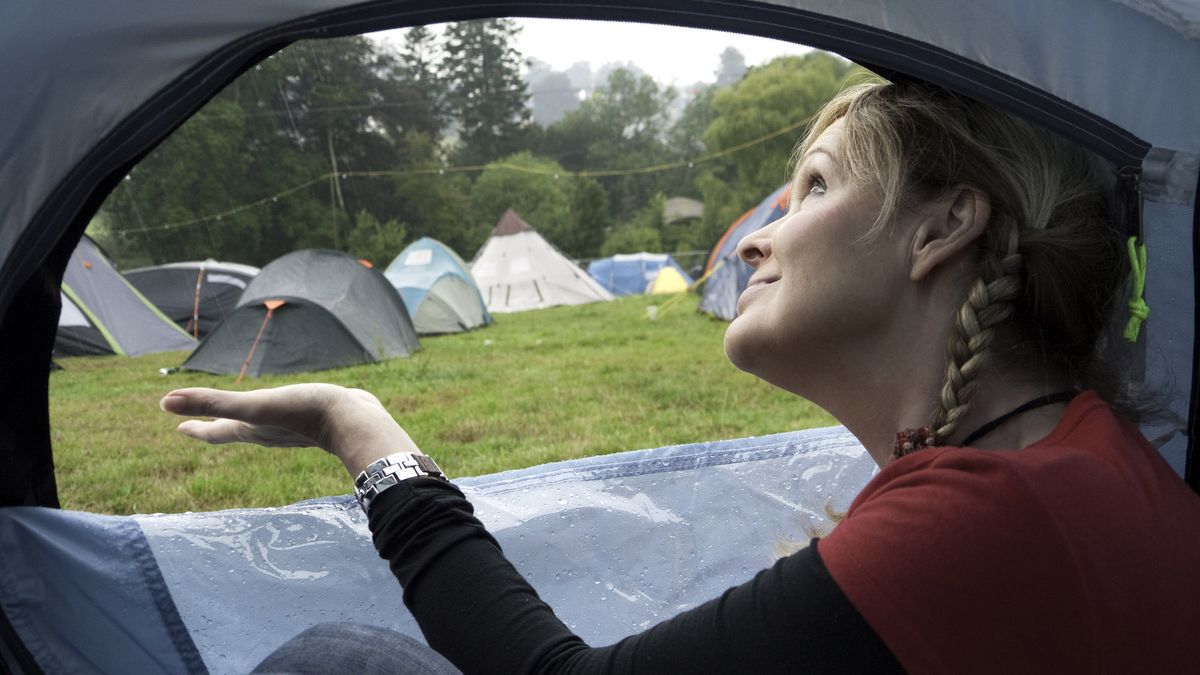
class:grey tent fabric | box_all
[184,250,418,377]
[56,236,197,357]
[124,261,259,339]
[0,425,873,674]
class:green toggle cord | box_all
[1124,236,1149,343]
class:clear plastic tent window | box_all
[0,426,873,674]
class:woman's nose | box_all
[736,222,775,268]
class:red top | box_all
[819,391,1200,674]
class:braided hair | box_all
[795,81,1133,446]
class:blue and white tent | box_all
[587,252,695,296]
[384,237,492,335]
[699,184,791,321]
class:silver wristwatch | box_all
[354,452,448,514]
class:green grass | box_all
[50,294,834,514]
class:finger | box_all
[177,418,314,448]
[177,418,254,445]
[161,388,251,418]
[162,385,339,429]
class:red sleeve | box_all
[818,451,1096,674]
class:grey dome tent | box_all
[55,235,197,357]
[124,260,260,339]
[183,249,419,378]
[383,237,492,334]
[0,1,1199,672]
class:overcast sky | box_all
[372,18,813,86]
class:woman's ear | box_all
[910,187,990,281]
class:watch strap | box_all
[354,452,447,514]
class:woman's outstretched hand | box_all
[159,384,420,475]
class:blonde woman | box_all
[163,81,1200,673]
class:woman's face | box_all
[723,118,912,393]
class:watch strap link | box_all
[354,452,447,514]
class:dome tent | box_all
[183,250,419,377]
[587,252,695,296]
[55,235,196,356]
[124,260,259,339]
[647,264,691,295]
[383,237,491,334]
[1,2,1200,671]
[471,208,614,313]
[699,184,791,321]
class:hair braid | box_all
[930,224,1024,443]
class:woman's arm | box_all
[161,384,902,674]
[371,478,902,674]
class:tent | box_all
[183,249,419,377]
[1,1,1199,669]
[699,184,791,320]
[647,265,691,295]
[471,208,614,313]
[55,235,197,357]
[383,237,492,334]
[0,425,871,672]
[124,260,260,339]
[587,252,695,296]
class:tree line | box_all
[94,20,866,270]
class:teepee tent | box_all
[384,237,491,334]
[124,260,259,339]
[471,209,614,314]
[183,250,419,377]
[587,252,694,296]
[699,184,791,320]
[55,235,197,356]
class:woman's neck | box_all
[813,356,1073,467]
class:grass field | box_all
[50,294,834,514]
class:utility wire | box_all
[118,113,812,236]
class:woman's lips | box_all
[737,276,779,313]
[746,276,779,289]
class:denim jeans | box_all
[251,622,462,675]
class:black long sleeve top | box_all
[369,478,902,674]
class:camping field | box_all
[50,294,834,515]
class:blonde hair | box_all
[795,81,1129,443]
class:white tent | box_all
[470,209,614,314]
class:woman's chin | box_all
[723,317,759,374]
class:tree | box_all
[542,68,677,222]
[468,152,574,253]
[393,168,477,257]
[527,62,581,127]
[441,19,532,165]
[601,225,662,257]
[397,25,448,130]
[699,53,864,233]
[715,47,747,87]
[669,85,717,162]
[566,177,611,259]
[98,36,443,267]
[346,210,408,268]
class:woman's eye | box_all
[807,177,826,196]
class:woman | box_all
[161,81,1200,673]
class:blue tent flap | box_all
[587,253,695,296]
[700,185,791,320]
[0,426,871,673]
